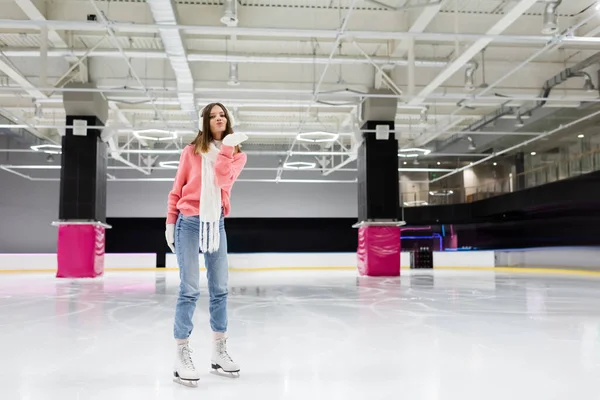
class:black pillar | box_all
[58,83,108,224]
[356,92,400,223]
[514,152,525,191]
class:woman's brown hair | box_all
[190,102,240,154]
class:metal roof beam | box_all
[408,0,539,106]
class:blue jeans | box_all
[173,212,229,340]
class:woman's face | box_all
[209,105,227,140]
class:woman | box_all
[165,102,248,386]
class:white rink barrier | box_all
[0,253,156,272]
[7,248,600,272]
[494,246,600,271]
[164,251,496,270]
[165,252,358,270]
[0,251,497,272]
[434,250,496,269]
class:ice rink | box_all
[1,268,600,400]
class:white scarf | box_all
[199,141,222,253]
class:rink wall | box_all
[0,253,157,272]
[1,247,598,273]
[0,250,496,272]
[494,246,600,271]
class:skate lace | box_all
[217,339,233,362]
[181,344,196,370]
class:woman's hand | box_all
[165,224,175,253]
[223,132,248,147]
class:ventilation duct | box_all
[221,0,238,27]
[542,0,562,35]
[434,50,600,153]
[0,113,37,145]
[145,0,197,120]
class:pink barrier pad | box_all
[56,224,105,278]
[357,226,401,276]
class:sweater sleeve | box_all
[214,144,247,190]
[166,148,190,224]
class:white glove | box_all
[223,132,248,147]
[165,224,175,253]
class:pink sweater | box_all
[166,144,247,224]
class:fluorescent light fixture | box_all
[0,124,29,129]
[121,149,181,154]
[30,144,62,155]
[0,164,60,169]
[159,161,179,169]
[531,151,536,155]
[399,168,453,172]
[578,134,584,138]
[283,161,316,170]
[296,131,339,143]
[132,129,177,141]
[398,148,431,158]
[117,149,353,156]
[403,200,428,206]
[429,190,454,196]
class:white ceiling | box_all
[0,0,599,183]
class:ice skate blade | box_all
[173,372,200,387]
[173,377,199,387]
[211,364,240,379]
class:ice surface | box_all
[1,268,600,400]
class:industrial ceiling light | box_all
[420,106,429,124]
[159,161,179,169]
[220,0,238,26]
[227,62,240,86]
[578,134,585,138]
[283,161,316,170]
[464,60,478,91]
[466,135,476,150]
[542,0,561,35]
[132,129,177,141]
[398,148,431,158]
[515,113,525,127]
[580,72,596,92]
[296,131,339,143]
[33,100,43,119]
[30,144,62,155]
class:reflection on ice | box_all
[0,268,599,400]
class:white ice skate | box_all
[173,342,201,387]
[211,337,240,378]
